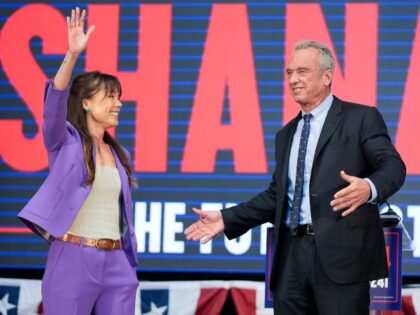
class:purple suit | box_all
[18,80,139,314]
[18,80,138,268]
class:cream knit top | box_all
[67,165,121,240]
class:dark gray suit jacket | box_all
[222,96,406,290]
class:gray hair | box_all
[294,40,335,72]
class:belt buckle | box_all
[306,224,314,235]
[95,238,115,250]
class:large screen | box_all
[1,0,420,276]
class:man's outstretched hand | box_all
[184,208,225,244]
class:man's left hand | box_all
[330,170,371,216]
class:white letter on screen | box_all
[163,202,186,253]
[135,202,162,253]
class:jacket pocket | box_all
[345,213,379,228]
[26,183,64,220]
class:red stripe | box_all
[402,295,417,315]
[0,227,32,234]
[196,288,228,315]
[371,295,416,315]
[231,288,256,315]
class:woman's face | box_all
[83,87,122,131]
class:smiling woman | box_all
[70,71,122,114]
[65,71,131,183]
[17,7,139,315]
[74,72,123,129]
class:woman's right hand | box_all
[67,7,95,55]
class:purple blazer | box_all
[18,80,138,267]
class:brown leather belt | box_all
[296,224,314,235]
[57,233,122,251]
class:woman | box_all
[18,7,139,315]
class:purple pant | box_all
[41,240,139,315]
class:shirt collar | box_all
[301,94,333,122]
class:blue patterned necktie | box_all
[289,113,312,235]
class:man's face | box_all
[286,47,333,110]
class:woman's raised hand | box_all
[67,7,95,55]
[52,8,95,90]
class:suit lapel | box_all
[279,112,301,189]
[111,147,129,199]
[314,96,343,162]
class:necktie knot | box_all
[303,113,312,123]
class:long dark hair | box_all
[66,71,136,187]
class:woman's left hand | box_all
[67,7,95,55]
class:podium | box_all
[370,227,402,310]
[264,226,408,310]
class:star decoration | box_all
[0,293,16,315]
[143,302,168,315]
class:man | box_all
[184,40,405,314]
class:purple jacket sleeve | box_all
[42,79,70,152]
